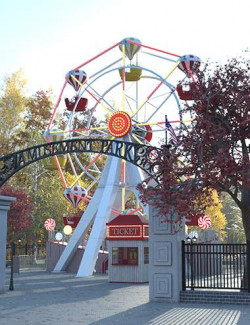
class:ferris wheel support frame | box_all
[53,136,148,276]
[50,38,198,276]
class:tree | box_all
[221,192,245,243]
[0,184,33,242]
[138,58,250,240]
[204,190,226,233]
[18,89,53,144]
[0,70,27,155]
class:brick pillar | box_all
[0,195,16,293]
[148,205,184,302]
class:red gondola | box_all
[176,83,197,101]
[65,97,88,112]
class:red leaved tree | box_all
[138,58,250,240]
[0,185,33,236]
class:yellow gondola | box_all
[119,67,142,81]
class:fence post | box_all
[247,240,250,293]
[181,240,186,291]
[190,241,194,290]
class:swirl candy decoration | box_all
[198,216,212,230]
[44,218,56,231]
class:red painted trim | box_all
[48,80,68,129]
[128,40,180,58]
[107,214,148,226]
[106,238,149,241]
[73,42,120,70]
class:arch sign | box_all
[0,138,162,187]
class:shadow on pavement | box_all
[91,303,243,325]
[1,269,250,325]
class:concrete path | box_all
[1,268,250,325]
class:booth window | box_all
[112,247,138,265]
[144,247,149,264]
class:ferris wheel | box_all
[45,37,201,276]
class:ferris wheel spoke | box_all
[121,143,126,211]
[45,136,68,188]
[78,129,110,138]
[86,178,100,192]
[131,61,180,118]
[127,206,143,215]
[126,93,157,112]
[145,92,176,123]
[87,169,101,174]
[150,91,174,100]
[86,153,102,171]
[131,133,144,145]
[81,152,103,182]
[125,96,133,113]
[72,192,90,203]
[76,126,108,132]
[86,84,116,113]
[71,75,113,116]
[53,156,68,188]
[67,153,80,181]
[135,133,149,142]
[89,58,122,80]
[48,80,68,129]
[85,88,113,116]
[134,118,192,128]
[73,153,98,182]
[122,43,126,111]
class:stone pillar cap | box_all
[0,195,16,202]
[0,195,16,208]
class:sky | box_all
[0,0,249,95]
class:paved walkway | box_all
[1,268,250,325]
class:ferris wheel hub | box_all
[107,111,132,137]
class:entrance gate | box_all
[0,140,185,302]
[182,240,250,292]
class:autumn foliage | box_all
[0,185,33,232]
[138,58,250,239]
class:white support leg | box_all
[76,155,121,277]
[53,156,117,272]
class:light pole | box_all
[9,242,16,291]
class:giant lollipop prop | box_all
[198,216,212,230]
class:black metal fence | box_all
[182,241,250,292]
[6,244,46,267]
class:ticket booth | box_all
[106,214,149,283]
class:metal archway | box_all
[0,138,162,186]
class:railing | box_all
[6,244,46,267]
[182,241,250,292]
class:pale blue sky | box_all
[0,0,249,94]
